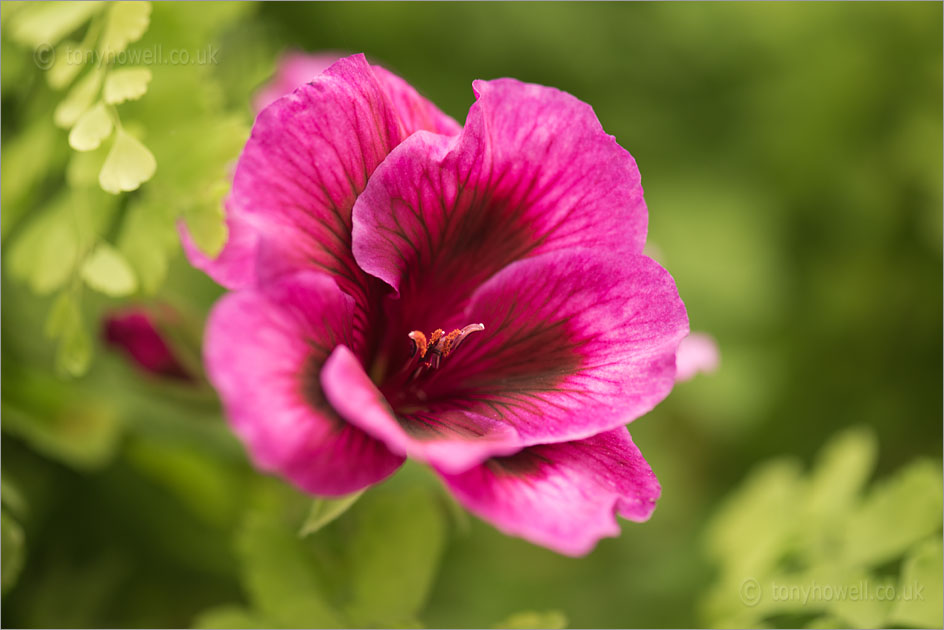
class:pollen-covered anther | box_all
[408,323,485,369]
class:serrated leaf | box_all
[46,40,86,89]
[68,101,113,151]
[98,128,156,193]
[805,426,876,522]
[81,242,137,296]
[6,196,80,295]
[53,68,102,128]
[299,490,365,537]
[826,571,896,629]
[346,486,447,626]
[99,1,150,60]
[1,511,25,595]
[889,538,944,629]
[236,510,343,628]
[104,67,151,104]
[8,1,103,48]
[841,459,943,567]
[493,610,568,630]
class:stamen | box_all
[406,323,485,370]
[408,331,427,358]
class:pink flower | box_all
[103,307,191,381]
[191,54,689,555]
[675,332,720,382]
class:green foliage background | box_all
[1,2,941,628]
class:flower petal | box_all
[321,345,523,474]
[675,332,720,382]
[437,427,661,556]
[185,53,459,300]
[413,249,687,450]
[352,78,648,332]
[204,270,403,495]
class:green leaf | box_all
[99,1,150,60]
[98,127,156,193]
[117,200,175,294]
[236,510,343,628]
[43,291,94,377]
[299,490,365,538]
[492,610,568,629]
[46,40,87,90]
[889,538,944,629]
[7,1,103,48]
[805,426,876,521]
[6,195,81,295]
[345,486,447,625]
[56,320,92,376]
[192,605,268,630]
[1,369,122,466]
[1,120,61,238]
[68,101,113,151]
[1,510,26,595]
[81,242,138,296]
[825,571,896,629]
[704,458,803,577]
[45,291,80,339]
[104,67,151,104]
[53,68,102,128]
[0,477,28,520]
[182,180,229,257]
[841,459,943,567]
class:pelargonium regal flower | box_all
[191,54,689,555]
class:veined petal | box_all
[352,78,648,332]
[204,271,403,495]
[417,249,688,448]
[437,427,661,556]
[321,345,523,474]
[187,54,459,303]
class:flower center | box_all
[378,323,484,409]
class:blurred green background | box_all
[1,2,941,628]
